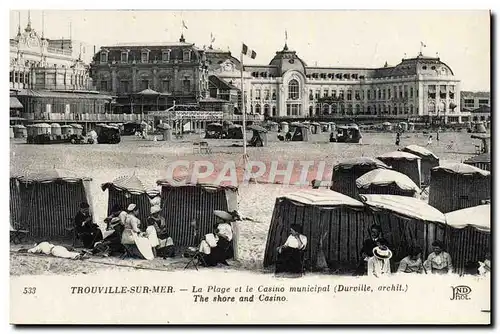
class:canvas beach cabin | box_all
[330,157,391,199]
[101,174,160,225]
[263,189,375,272]
[428,163,491,213]
[11,168,94,240]
[156,176,239,257]
[400,145,439,186]
[377,151,422,187]
[359,194,447,269]
[444,204,490,275]
[356,168,421,197]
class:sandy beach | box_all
[10,130,479,276]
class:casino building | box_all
[91,35,467,124]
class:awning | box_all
[10,97,23,109]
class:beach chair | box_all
[184,249,207,270]
[10,222,29,244]
[192,141,201,153]
[200,141,212,154]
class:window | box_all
[378,89,381,100]
[355,104,361,114]
[479,99,490,106]
[288,80,300,100]
[183,50,191,62]
[162,80,170,92]
[315,90,320,100]
[382,89,386,100]
[141,52,149,63]
[255,104,261,114]
[388,88,391,99]
[141,80,149,90]
[100,80,108,91]
[183,79,190,93]
[120,80,129,93]
[271,90,276,100]
[9,71,13,83]
[264,105,270,116]
[339,90,344,100]
[463,99,475,108]
[162,50,171,62]
[309,90,313,100]
[399,86,403,98]
[323,89,329,97]
[315,105,320,116]
[100,52,108,63]
[347,90,352,100]
[121,51,128,63]
[410,105,414,114]
[332,90,337,98]
[264,89,270,100]
[272,106,277,116]
[367,90,371,100]
[255,89,261,100]
[347,104,353,115]
[322,104,329,114]
[428,85,436,99]
[367,106,371,114]
[394,106,398,114]
[355,90,361,100]
[404,86,408,99]
[410,87,414,98]
[440,85,447,99]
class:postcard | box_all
[9,9,491,324]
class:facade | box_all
[90,35,210,113]
[10,16,112,126]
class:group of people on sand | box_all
[354,224,490,277]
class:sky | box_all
[9,10,490,91]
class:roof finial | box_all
[41,11,45,39]
[384,61,388,68]
[25,10,32,32]
[283,29,288,51]
[17,11,21,36]
[179,33,185,43]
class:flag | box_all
[182,20,188,30]
[421,41,427,48]
[285,30,288,40]
[211,32,215,43]
[242,43,256,59]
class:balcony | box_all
[22,113,145,122]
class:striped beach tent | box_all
[263,189,375,272]
[359,194,447,268]
[10,167,93,240]
[445,204,490,275]
[101,174,160,225]
[156,176,239,256]
[400,145,439,186]
[377,151,422,187]
[428,163,491,213]
[331,157,391,199]
[356,168,421,197]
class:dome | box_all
[374,52,454,78]
[269,44,307,76]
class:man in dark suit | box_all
[354,224,390,276]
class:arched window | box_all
[331,104,337,114]
[367,106,371,114]
[347,104,353,115]
[322,104,329,114]
[272,106,277,116]
[355,104,361,114]
[264,104,270,116]
[410,105,414,114]
[255,104,261,114]
[288,79,300,100]
[309,106,313,116]
[394,106,398,115]
[315,105,320,115]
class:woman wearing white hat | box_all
[120,204,154,260]
[367,245,392,277]
[198,210,236,266]
[146,205,175,258]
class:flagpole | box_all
[240,51,247,158]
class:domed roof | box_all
[373,52,454,78]
[269,44,308,76]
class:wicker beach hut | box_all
[377,151,421,187]
[428,163,491,213]
[356,168,420,197]
[263,189,374,271]
[400,145,439,186]
[331,157,391,198]
[464,153,491,172]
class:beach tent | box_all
[101,175,160,225]
[310,122,321,134]
[377,151,421,187]
[291,123,310,141]
[50,123,62,136]
[331,157,391,198]
[444,204,490,275]
[156,177,239,256]
[71,124,84,136]
[464,152,491,172]
[248,124,268,147]
[263,189,374,271]
[360,194,447,266]
[13,124,27,138]
[400,145,439,186]
[10,168,93,239]
[61,125,74,136]
[280,121,289,133]
[356,168,420,197]
[428,163,490,213]
[382,122,393,131]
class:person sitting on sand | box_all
[26,241,87,260]
[367,245,392,277]
[423,240,454,275]
[121,204,153,259]
[198,210,236,266]
[275,223,307,275]
[91,217,125,257]
[397,246,424,274]
[74,202,103,249]
[145,206,175,258]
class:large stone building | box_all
[10,14,112,126]
[461,91,490,122]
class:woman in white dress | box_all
[275,224,308,274]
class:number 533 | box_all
[23,287,36,294]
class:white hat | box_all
[127,203,137,211]
[214,210,233,221]
[373,246,392,260]
[150,205,161,214]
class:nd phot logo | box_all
[450,285,472,301]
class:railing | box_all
[46,47,73,57]
[22,113,145,122]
